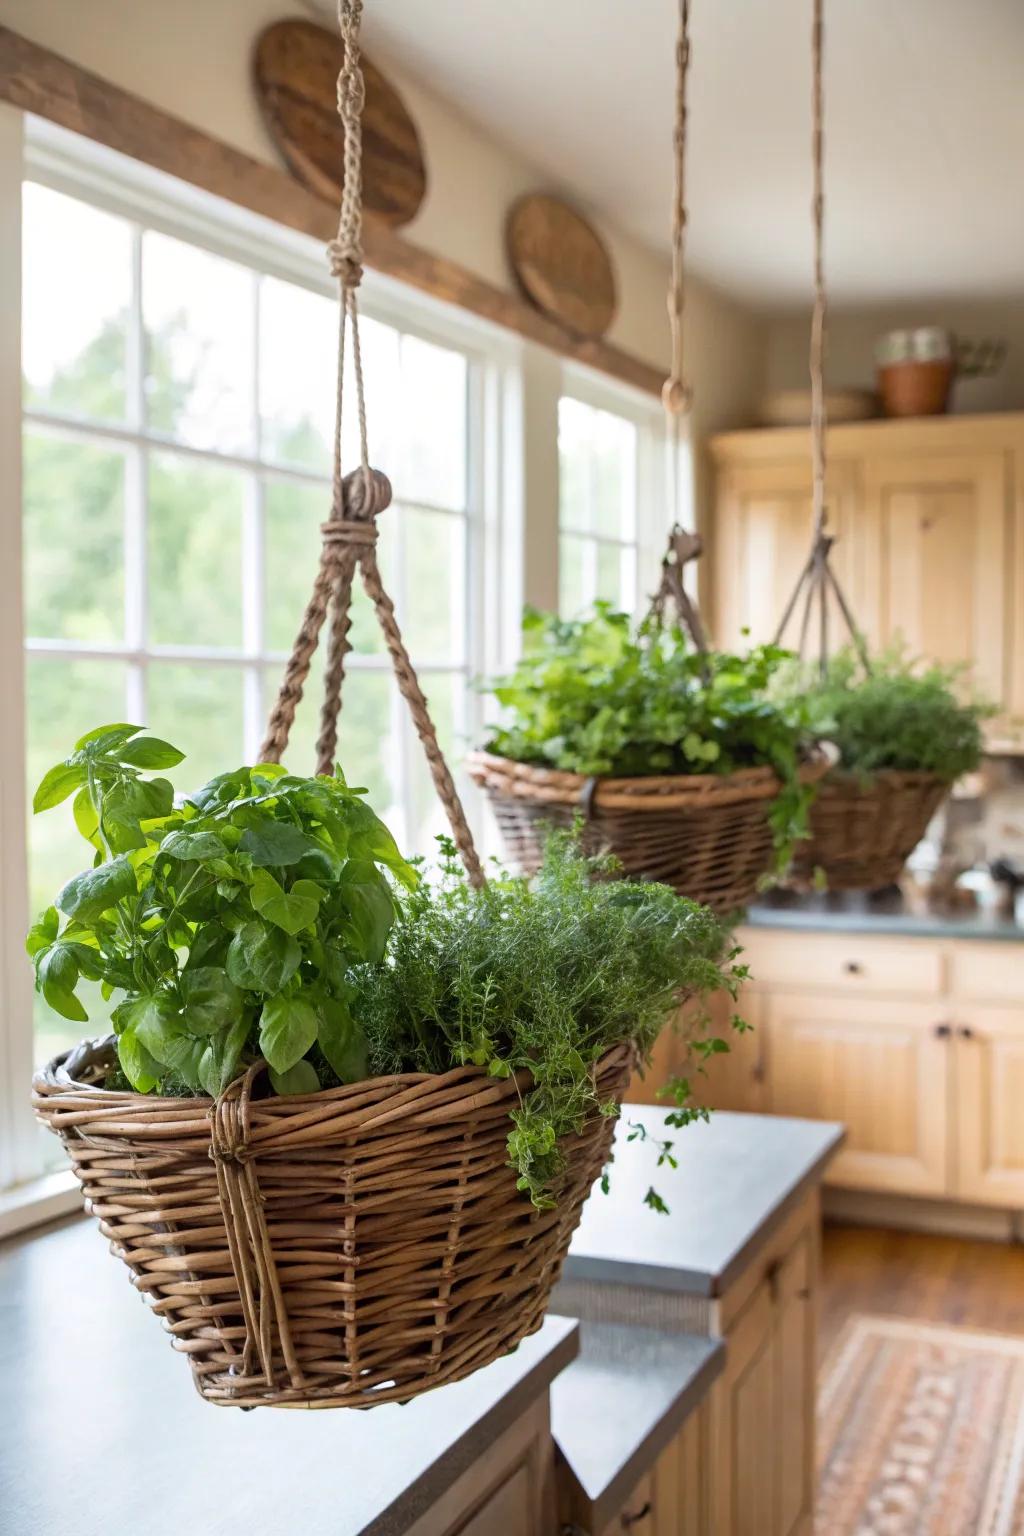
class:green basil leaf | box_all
[346,803,418,890]
[335,861,395,963]
[239,818,317,868]
[117,1025,161,1093]
[187,768,251,813]
[57,856,137,922]
[268,1059,321,1096]
[32,761,87,813]
[226,921,301,993]
[36,945,88,1022]
[125,992,182,1060]
[103,776,175,852]
[25,906,59,958]
[185,924,232,972]
[72,786,101,848]
[197,1014,251,1098]
[259,994,318,1074]
[249,868,322,936]
[74,723,142,752]
[116,735,185,769]
[161,829,230,862]
[179,967,243,1035]
[317,994,367,1083]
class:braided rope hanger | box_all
[773,0,870,677]
[646,0,709,664]
[260,0,484,888]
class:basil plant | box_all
[27,725,415,1098]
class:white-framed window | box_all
[2,117,521,1201]
[556,369,678,620]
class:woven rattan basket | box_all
[34,1037,632,1409]
[787,769,950,891]
[467,750,828,914]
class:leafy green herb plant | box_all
[778,645,994,782]
[28,724,415,1097]
[483,605,818,866]
[29,728,744,1210]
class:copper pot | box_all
[877,357,955,418]
[875,328,1005,418]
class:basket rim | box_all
[817,765,952,793]
[465,746,829,811]
[32,1033,634,1121]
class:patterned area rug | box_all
[818,1315,1024,1535]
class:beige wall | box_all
[765,301,1024,416]
[0,0,766,436]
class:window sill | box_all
[0,1169,82,1241]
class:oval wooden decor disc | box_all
[506,194,617,339]
[253,18,426,227]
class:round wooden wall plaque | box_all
[506,194,617,339]
[253,19,427,227]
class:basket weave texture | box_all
[788,769,950,890]
[467,750,828,914]
[33,1038,632,1409]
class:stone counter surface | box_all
[0,1216,578,1536]
[746,889,1024,941]
[564,1109,844,1297]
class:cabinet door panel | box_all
[632,991,767,1114]
[862,452,1008,701]
[774,1237,815,1536]
[954,1005,1024,1207]
[768,992,949,1195]
[714,1285,777,1536]
[712,462,862,652]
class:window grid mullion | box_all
[242,273,265,760]
[125,222,147,722]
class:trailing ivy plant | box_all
[777,645,995,782]
[27,724,415,1098]
[28,727,744,1209]
[483,605,819,867]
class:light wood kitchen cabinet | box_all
[861,450,1008,699]
[632,990,768,1115]
[953,1005,1024,1206]
[767,991,949,1197]
[712,1209,817,1536]
[593,1404,713,1536]
[708,412,1024,726]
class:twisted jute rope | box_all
[773,0,870,677]
[259,0,483,889]
[646,1,709,669]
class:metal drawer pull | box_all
[621,1502,652,1529]
[957,1025,976,1040]
[934,1023,952,1038]
[843,960,863,974]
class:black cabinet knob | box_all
[621,1503,652,1529]
[934,1023,952,1039]
[843,960,863,974]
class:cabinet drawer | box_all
[738,928,943,997]
[949,942,1024,1002]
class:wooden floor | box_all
[820,1221,1024,1358]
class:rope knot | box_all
[342,466,393,521]
[662,376,692,416]
[327,238,364,289]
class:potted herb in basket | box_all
[779,645,994,890]
[31,725,742,1409]
[467,604,825,914]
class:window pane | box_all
[401,507,466,661]
[145,664,244,793]
[559,532,589,619]
[558,396,637,540]
[264,478,392,657]
[148,454,244,648]
[143,231,253,452]
[396,334,466,509]
[259,277,335,472]
[26,658,127,1069]
[596,541,624,606]
[24,432,124,642]
[407,672,461,859]
[22,183,131,424]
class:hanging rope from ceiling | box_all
[647,0,710,661]
[772,0,870,677]
[260,0,485,888]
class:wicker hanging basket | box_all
[467,749,828,914]
[787,768,950,891]
[34,1038,631,1408]
[30,2,644,1412]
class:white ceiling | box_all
[335,0,1024,310]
